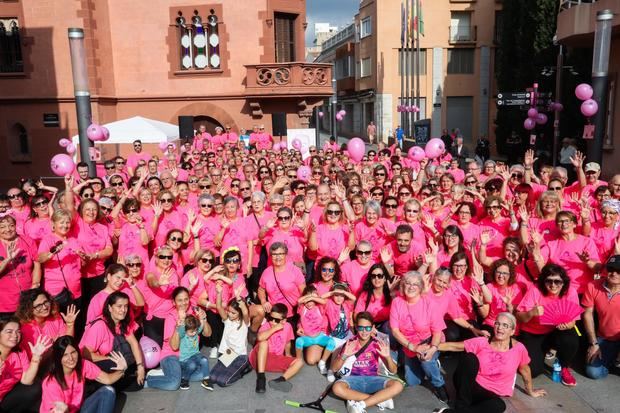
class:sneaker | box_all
[346,400,367,413]
[545,349,557,360]
[200,378,214,391]
[255,375,266,393]
[432,385,449,403]
[376,398,394,410]
[326,370,336,383]
[209,347,219,359]
[432,408,453,413]
[561,367,577,387]
[268,377,293,392]
[146,368,164,378]
[180,379,190,390]
[317,360,327,375]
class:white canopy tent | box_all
[71,116,180,145]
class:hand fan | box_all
[538,299,583,325]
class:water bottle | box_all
[552,360,561,383]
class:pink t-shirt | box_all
[389,240,425,277]
[341,261,372,296]
[244,211,275,267]
[390,295,445,357]
[259,263,305,317]
[517,287,580,334]
[195,215,222,254]
[74,218,111,279]
[40,360,101,413]
[449,276,477,320]
[0,350,30,401]
[478,217,512,260]
[325,299,353,334]
[350,339,382,377]
[257,320,294,355]
[80,318,137,356]
[0,235,37,312]
[589,222,619,263]
[140,266,179,320]
[86,288,139,324]
[354,291,391,323]
[220,218,250,269]
[483,283,523,327]
[154,210,188,247]
[463,337,531,397]
[426,289,463,320]
[180,267,208,309]
[298,304,328,337]
[541,235,600,294]
[38,234,82,298]
[455,222,482,250]
[127,151,151,171]
[20,317,66,357]
[314,223,350,262]
[117,220,151,266]
[23,217,52,245]
[265,227,306,264]
[354,219,395,262]
[582,279,620,341]
[9,206,30,236]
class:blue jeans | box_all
[585,337,620,380]
[338,375,392,394]
[180,353,210,381]
[147,355,211,390]
[402,350,445,388]
[80,385,116,413]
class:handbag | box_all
[52,250,74,309]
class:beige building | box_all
[316,0,502,147]
[556,0,620,178]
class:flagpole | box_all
[410,0,416,130]
[404,0,410,138]
[415,0,421,122]
[400,2,405,134]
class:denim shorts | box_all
[338,375,391,394]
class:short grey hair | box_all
[400,271,423,295]
[364,200,382,216]
[269,241,288,254]
[198,194,214,207]
[251,191,266,202]
[496,312,517,330]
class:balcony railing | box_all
[449,25,477,43]
[244,62,333,97]
[559,0,598,13]
[321,24,356,51]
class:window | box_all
[0,17,23,73]
[494,11,503,44]
[447,48,474,74]
[398,48,427,76]
[360,16,371,39]
[450,11,474,42]
[360,57,371,78]
[335,56,353,79]
[8,123,31,162]
[175,9,221,71]
[274,13,296,63]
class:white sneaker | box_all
[209,347,219,359]
[346,400,367,413]
[377,398,394,410]
[317,360,327,375]
[326,370,336,383]
[545,349,557,360]
[146,368,164,378]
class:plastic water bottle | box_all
[552,360,561,383]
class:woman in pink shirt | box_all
[444,202,481,250]
[396,199,430,248]
[582,199,620,263]
[152,191,188,248]
[0,215,41,315]
[113,198,151,266]
[40,335,128,413]
[354,263,392,333]
[437,312,546,412]
[309,201,355,263]
[23,194,54,245]
[479,236,536,294]
[142,245,180,347]
[516,264,581,385]
[6,188,30,235]
[520,191,562,245]
[478,195,515,260]
[354,200,394,262]
[0,317,51,413]
[86,264,145,324]
[17,289,78,356]
[137,188,155,230]
[340,241,374,295]
[442,252,480,342]
[214,197,249,271]
[480,259,523,333]
[434,225,465,269]
[193,194,221,255]
[260,206,306,268]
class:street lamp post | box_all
[67,28,95,176]
[331,75,337,142]
[588,9,613,166]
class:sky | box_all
[305,0,359,46]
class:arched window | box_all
[8,123,31,162]
[176,9,221,71]
[0,17,24,73]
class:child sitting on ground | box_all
[177,313,213,391]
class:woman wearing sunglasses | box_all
[478,195,515,262]
[353,264,392,333]
[112,198,151,266]
[152,191,188,248]
[582,199,620,263]
[516,264,581,386]
[308,201,355,265]
[192,194,222,255]
[86,264,144,324]
[312,257,342,297]
[24,194,55,245]
[5,188,30,235]
[260,207,306,270]
[214,197,250,274]
[143,245,180,347]
[340,240,374,296]
[353,201,394,263]
[331,312,403,413]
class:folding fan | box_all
[538,300,583,326]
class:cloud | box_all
[305,0,358,45]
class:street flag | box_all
[415,0,425,36]
[400,2,405,45]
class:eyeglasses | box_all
[370,273,385,279]
[326,209,341,216]
[356,249,372,256]
[231,183,240,188]
[313,171,322,175]
[34,200,49,208]
[160,198,174,203]
[240,187,251,191]
[127,208,138,214]
[105,166,115,170]
[321,267,335,273]
[357,326,373,332]
[266,314,284,323]
[111,182,123,187]
[7,194,20,199]
[384,203,398,209]
[495,270,510,277]
[428,183,438,187]
[200,257,215,265]
[486,205,501,210]
[200,203,213,208]
[33,300,51,311]
[371,192,383,196]
[169,236,183,242]
[297,186,306,191]
[277,215,291,221]
[544,278,564,286]
[511,173,523,179]
[116,161,125,165]
[399,192,411,196]
[465,180,476,185]
[225,257,240,264]
[549,186,562,191]
[494,321,512,330]
[126,262,142,268]
[374,172,386,177]
[158,255,173,260]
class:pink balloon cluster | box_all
[397,105,420,113]
[575,83,598,117]
[347,137,365,162]
[86,123,110,142]
[336,109,346,122]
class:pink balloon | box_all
[347,137,366,162]
[100,127,110,142]
[139,336,161,369]
[318,111,324,118]
[408,146,426,162]
[575,83,593,101]
[413,106,420,113]
[280,141,287,149]
[581,99,598,117]
[292,138,302,150]
[336,114,343,121]
[523,118,536,130]
[297,165,312,181]
[86,123,104,142]
[527,108,539,119]
[58,138,71,148]
[340,110,347,116]
[158,142,168,150]
[553,103,564,112]
[396,106,402,113]
[50,154,75,176]
[424,138,445,159]
[65,143,76,155]
[535,113,548,125]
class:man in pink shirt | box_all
[126,140,152,176]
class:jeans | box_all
[338,375,392,394]
[402,350,445,388]
[585,338,620,380]
[180,353,210,381]
[80,385,116,413]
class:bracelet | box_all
[136,362,144,367]
[341,353,349,361]
[478,282,485,286]
[304,210,311,214]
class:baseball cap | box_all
[606,255,620,272]
[584,162,601,173]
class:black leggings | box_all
[143,316,165,348]
[0,381,42,413]
[518,329,579,377]
[453,353,506,413]
[206,311,224,348]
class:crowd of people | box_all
[1,128,620,413]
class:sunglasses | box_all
[8,194,20,199]
[158,255,173,260]
[321,267,335,273]
[371,192,383,196]
[200,203,213,208]
[225,257,240,264]
[231,183,240,188]
[370,273,385,279]
[34,200,49,207]
[200,257,215,265]
[465,180,476,185]
[384,203,398,209]
[169,236,183,242]
[82,193,94,198]
[405,209,419,213]
[326,210,341,216]
[199,185,211,189]
[126,262,142,268]
[240,187,251,191]
[549,186,562,191]
[100,206,113,212]
[374,172,386,177]
[511,173,523,179]
[545,278,564,286]
[357,326,373,332]
[111,182,123,187]
[277,215,291,221]
[116,161,125,165]
[105,166,115,170]
[357,250,372,256]
[160,198,174,203]
[266,314,284,323]
[127,208,138,214]
[399,192,411,196]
